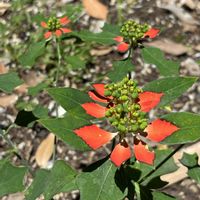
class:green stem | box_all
[117,0,123,25]
[138,144,184,184]
[52,37,62,163]
[54,37,61,88]
[1,125,34,176]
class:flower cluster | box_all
[104,78,148,133]
[74,77,179,167]
[114,20,160,52]
[41,16,72,39]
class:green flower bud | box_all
[112,121,118,126]
[116,105,122,113]
[118,124,126,132]
[140,122,148,129]
[131,124,138,131]
[121,90,128,95]
[132,112,139,117]
[139,111,146,117]
[108,117,115,122]
[120,119,125,125]
[134,104,141,110]
[105,110,111,117]
[130,86,135,92]
[120,95,128,101]
[104,90,111,96]
[132,92,138,99]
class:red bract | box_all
[41,16,72,39]
[74,83,179,167]
[113,28,160,53]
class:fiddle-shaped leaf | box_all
[39,114,91,151]
[0,160,27,197]
[19,41,46,67]
[161,112,200,144]
[143,76,198,107]
[77,160,126,200]
[26,160,78,200]
[107,58,134,82]
[142,47,179,76]
[0,72,23,93]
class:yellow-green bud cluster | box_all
[104,77,148,134]
[120,20,149,43]
[47,17,61,31]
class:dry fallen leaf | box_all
[0,2,11,16]
[146,39,188,56]
[157,3,199,25]
[181,58,200,76]
[7,193,25,200]
[35,133,55,168]
[161,141,200,186]
[0,95,18,108]
[82,0,108,20]
[90,46,113,56]
[180,0,196,10]
[0,63,8,74]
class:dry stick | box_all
[138,144,185,184]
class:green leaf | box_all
[32,105,49,119]
[77,160,126,200]
[142,154,178,187]
[0,160,27,197]
[102,23,121,35]
[107,59,134,82]
[73,30,116,45]
[39,114,91,151]
[131,149,176,181]
[143,76,198,107]
[188,167,200,184]
[32,13,46,25]
[152,191,176,200]
[47,87,93,119]
[0,72,23,93]
[65,3,83,22]
[180,152,198,168]
[26,160,78,200]
[25,169,49,200]
[66,56,86,69]
[161,112,200,144]
[141,47,179,76]
[19,41,46,67]
[43,160,77,200]
[28,82,49,96]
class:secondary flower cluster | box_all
[41,16,72,39]
[114,20,160,52]
[74,77,179,167]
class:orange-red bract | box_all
[74,125,116,149]
[134,140,155,165]
[144,28,160,39]
[81,102,107,118]
[117,42,129,53]
[110,140,131,167]
[145,119,179,142]
[138,91,164,112]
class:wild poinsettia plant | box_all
[114,20,159,52]
[74,77,179,166]
[1,3,200,199]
